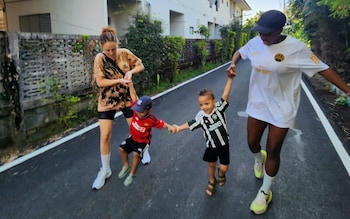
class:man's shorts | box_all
[119,136,149,159]
[98,107,133,120]
[202,145,230,165]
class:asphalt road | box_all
[1,61,349,219]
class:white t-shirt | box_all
[239,35,329,128]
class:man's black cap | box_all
[252,10,286,34]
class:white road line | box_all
[2,66,348,176]
[301,79,350,176]
[0,64,226,173]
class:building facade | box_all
[2,0,108,35]
[108,0,250,39]
[1,0,250,39]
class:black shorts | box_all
[98,107,133,120]
[119,136,149,158]
[202,145,230,165]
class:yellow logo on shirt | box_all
[310,54,320,64]
[254,67,270,75]
[274,53,284,62]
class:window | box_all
[19,13,51,33]
[215,0,219,11]
[209,0,219,10]
[190,26,194,35]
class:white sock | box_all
[260,172,274,193]
[253,151,263,162]
[101,153,111,172]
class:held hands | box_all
[168,124,179,133]
[124,71,133,81]
[119,78,132,86]
[226,63,237,78]
[167,124,177,133]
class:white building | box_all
[1,0,107,35]
[1,0,250,39]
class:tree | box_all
[317,0,350,19]
[126,13,164,90]
[293,0,350,82]
[163,36,185,82]
[196,25,210,39]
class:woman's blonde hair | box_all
[99,26,118,45]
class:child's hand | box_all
[168,124,176,133]
[226,64,237,79]
[124,71,133,81]
[169,124,179,133]
[119,78,132,86]
[127,80,134,87]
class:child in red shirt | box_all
[118,82,175,186]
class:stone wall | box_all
[0,32,219,150]
[1,32,100,149]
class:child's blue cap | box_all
[131,96,152,112]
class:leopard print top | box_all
[94,48,143,111]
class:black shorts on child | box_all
[120,136,149,158]
[202,145,230,165]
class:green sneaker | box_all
[254,150,267,179]
[124,173,134,186]
[118,166,130,178]
[250,190,273,214]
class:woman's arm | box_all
[119,48,145,80]
[226,50,241,77]
[125,63,145,81]
[94,53,131,87]
[319,68,350,95]
[95,76,130,88]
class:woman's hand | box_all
[118,78,131,86]
[124,71,133,81]
[226,63,237,77]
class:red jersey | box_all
[130,103,165,144]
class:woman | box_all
[92,26,144,190]
[226,10,350,214]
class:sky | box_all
[243,0,287,21]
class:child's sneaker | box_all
[92,168,112,190]
[118,166,131,178]
[250,190,273,214]
[254,150,267,179]
[124,173,134,186]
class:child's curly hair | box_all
[199,89,215,99]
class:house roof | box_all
[235,0,251,11]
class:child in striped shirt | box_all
[172,73,235,196]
